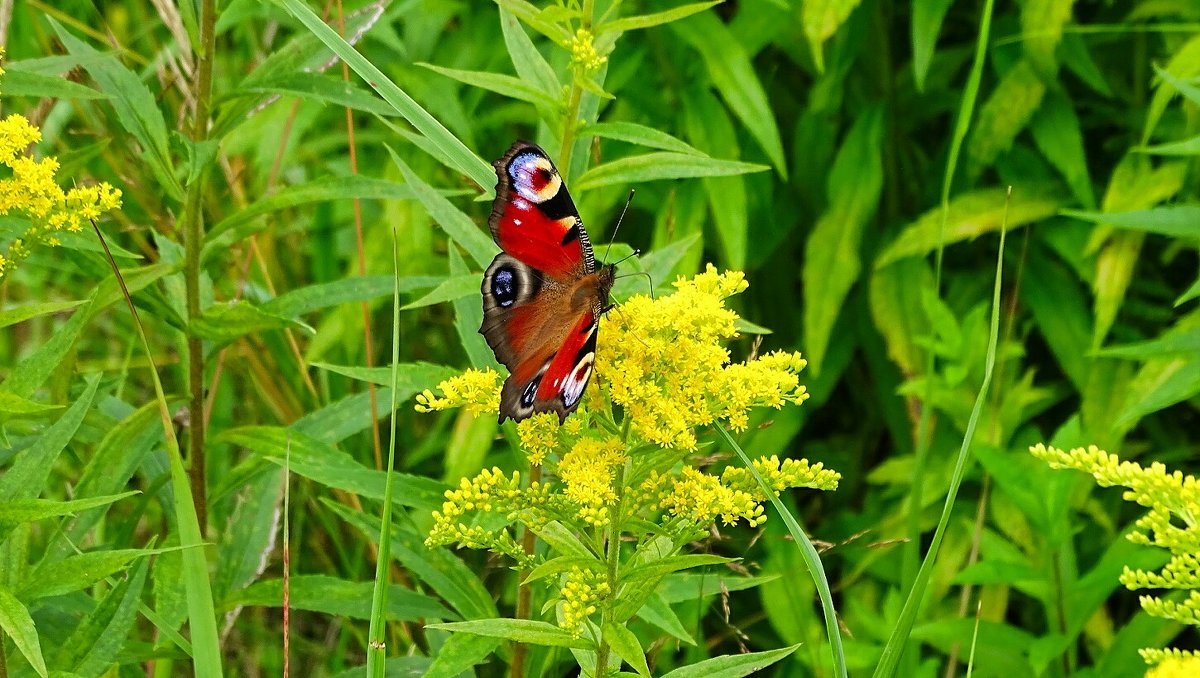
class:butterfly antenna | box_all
[602,189,636,265]
[615,270,656,299]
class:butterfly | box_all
[480,140,616,424]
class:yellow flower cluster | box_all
[558,436,626,526]
[414,368,501,417]
[1144,652,1200,677]
[1030,444,1199,668]
[722,455,842,497]
[569,28,607,74]
[600,265,808,448]
[425,467,536,565]
[0,112,122,279]
[559,566,609,636]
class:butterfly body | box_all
[481,141,615,423]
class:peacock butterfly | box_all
[480,140,615,424]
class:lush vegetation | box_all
[1,0,1198,676]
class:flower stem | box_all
[181,0,218,531]
[557,0,595,173]
[592,458,625,678]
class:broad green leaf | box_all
[803,106,883,376]
[603,621,651,677]
[524,556,605,585]
[0,67,107,99]
[0,585,47,677]
[635,593,695,644]
[216,426,446,510]
[1118,355,1200,426]
[875,188,1060,267]
[966,59,1046,179]
[496,0,574,45]
[0,306,89,399]
[658,644,800,678]
[403,273,479,310]
[449,245,499,370]
[499,8,560,95]
[272,0,494,189]
[684,88,747,269]
[579,121,705,155]
[672,13,787,176]
[1030,93,1095,208]
[49,19,182,201]
[574,152,768,191]
[0,300,86,329]
[214,468,282,603]
[530,521,595,560]
[236,72,399,117]
[869,256,933,377]
[659,572,779,603]
[0,494,137,545]
[190,300,312,343]
[1144,37,1200,142]
[20,547,154,600]
[1021,0,1075,76]
[427,619,593,649]
[289,386,409,444]
[1178,277,1200,306]
[204,176,420,252]
[1023,249,1091,389]
[0,392,61,416]
[420,633,502,678]
[621,555,735,585]
[803,0,863,72]
[911,0,954,91]
[387,146,497,269]
[600,1,720,32]
[261,275,441,318]
[0,375,100,502]
[224,575,453,620]
[419,63,556,106]
[1136,134,1200,156]
[312,361,459,388]
[55,555,150,675]
[1062,205,1200,238]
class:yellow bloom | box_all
[558,436,626,526]
[600,265,808,449]
[0,108,122,278]
[1144,652,1200,677]
[415,368,502,417]
[559,566,609,636]
[569,28,607,74]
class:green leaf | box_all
[312,361,459,388]
[0,375,100,502]
[620,555,735,585]
[0,66,107,99]
[802,0,863,72]
[55,555,150,675]
[1118,356,1200,426]
[911,0,954,91]
[875,188,1060,267]
[966,59,1046,179]
[658,644,800,678]
[189,300,312,344]
[602,621,651,677]
[20,548,154,600]
[0,585,47,678]
[419,633,502,678]
[671,13,787,176]
[0,392,61,416]
[579,121,705,155]
[448,245,499,371]
[402,274,479,310]
[261,275,441,318]
[224,575,453,621]
[599,1,720,32]
[386,146,498,269]
[204,176,420,253]
[496,0,573,45]
[574,152,768,191]
[235,72,400,117]
[49,19,182,201]
[0,306,89,399]
[1136,134,1200,157]
[0,300,86,329]
[418,63,555,106]
[1020,0,1075,76]
[803,106,884,376]
[426,619,593,649]
[216,426,446,510]
[499,8,560,95]
[524,556,604,585]
[0,494,139,540]
[272,0,494,189]
[684,88,747,269]
[213,468,282,603]
[1145,38,1200,141]
[1030,93,1095,208]
[1062,205,1200,238]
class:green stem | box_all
[593,461,625,678]
[182,0,218,532]
[557,0,595,172]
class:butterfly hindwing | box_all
[481,140,614,424]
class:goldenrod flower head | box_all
[558,436,626,526]
[1031,444,1200,664]
[559,566,609,636]
[425,466,533,565]
[415,368,501,417]
[0,107,122,279]
[569,28,606,74]
[1144,652,1200,676]
[600,265,808,448]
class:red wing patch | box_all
[536,312,598,408]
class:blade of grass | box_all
[875,190,1008,677]
[366,222,403,674]
[90,220,223,676]
[713,423,846,678]
[891,0,996,672]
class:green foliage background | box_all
[0,0,1197,675]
